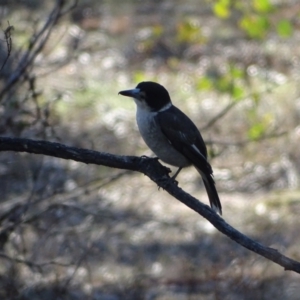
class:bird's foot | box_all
[139,155,175,189]
[169,175,179,186]
[157,175,179,190]
[157,165,180,190]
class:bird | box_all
[119,81,222,215]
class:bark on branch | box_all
[0,136,300,273]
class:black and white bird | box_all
[119,81,222,215]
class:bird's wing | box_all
[155,105,211,174]
[156,105,222,214]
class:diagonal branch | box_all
[0,136,300,273]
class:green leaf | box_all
[216,76,231,92]
[196,77,213,90]
[232,85,245,100]
[247,113,273,140]
[239,14,270,39]
[213,0,230,19]
[230,65,244,79]
[253,0,273,13]
[248,122,266,140]
[177,19,204,44]
[276,20,293,38]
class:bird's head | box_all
[119,81,172,112]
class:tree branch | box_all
[0,22,13,72]
[0,136,300,273]
[0,0,78,100]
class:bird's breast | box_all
[136,108,190,167]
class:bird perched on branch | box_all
[119,81,222,215]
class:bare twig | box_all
[206,130,287,147]
[0,136,300,273]
[0,22,13,72]
[63,239,92,289]
[201,86,282,131]
[0,252,72,272]
[0,0,78,100]
[201,100,238,131]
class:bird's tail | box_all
[196,167,222,215]
[202,175,222,215]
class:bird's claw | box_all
[157,175,179,190]
[171,178,179,186]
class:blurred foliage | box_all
[276,19,293,38]
[196,64,246,101]
[213,0,231,19]
[247,112,274,141]
[240,14,270,39]
[176,18,206,44]
[212,0,294,39]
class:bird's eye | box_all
[139,91,146,100]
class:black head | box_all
[119,81,172,111]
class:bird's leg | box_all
[161,167,182,187]
[171,167,182,181]
[157,167,182,190]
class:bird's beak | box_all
[118,88,140,98]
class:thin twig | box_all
[0,252,72,271]
[206,130,287,147]
[0,21,13,72]
[0,0,78,100]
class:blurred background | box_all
[1,0,300,299]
